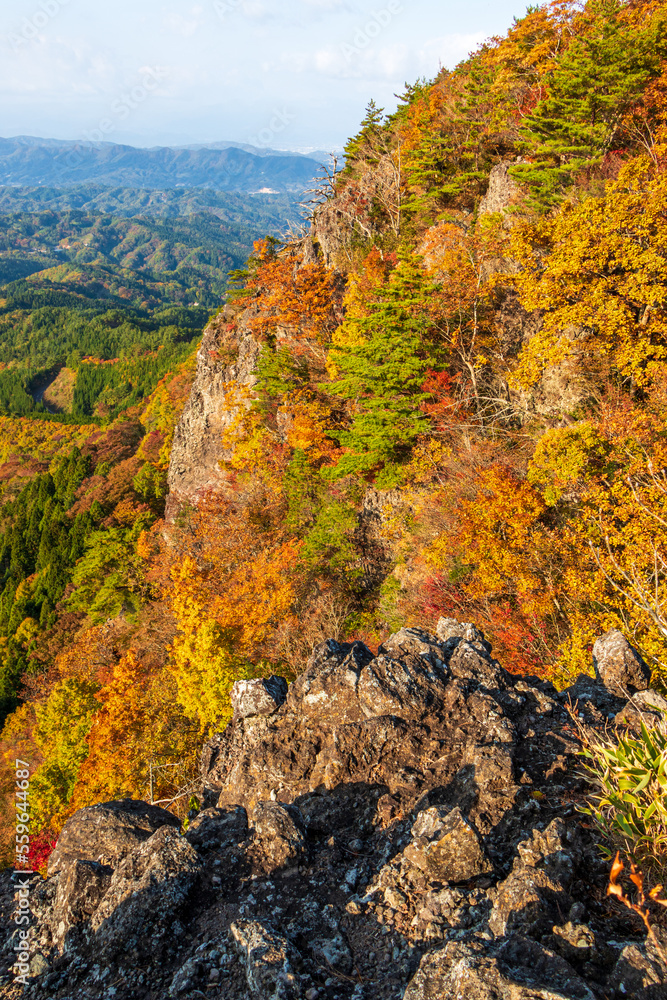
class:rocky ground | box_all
[0,620,665,999]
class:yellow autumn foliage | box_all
[511,156,667,391]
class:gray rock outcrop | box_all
[5,622,665,1000]
[165,305,260,519]
[232,676,289,721]
[593,628,652,696]
[47,799,181,875]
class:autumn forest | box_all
[2,0,667,869]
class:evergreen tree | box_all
[328,248,436,481]
[514,4,667,207]
[343,100,387,170]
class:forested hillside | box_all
[0,190,300,419]
[0,185,300,220]
[3,0,667,869]
[0,137,320,192]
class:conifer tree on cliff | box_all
[327,248,436,483]
[514,1,667,207]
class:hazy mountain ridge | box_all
[0,185,302,220]
[0,137,323,192]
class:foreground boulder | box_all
[4,621,665,1000]
[47,799,181,875]
[404,936,596,1000]
[231,676,288,721]
[31,825,202,968]
[404,806,492,883]
[592,628,652,696]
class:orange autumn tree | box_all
[71,652,148,805]
[526,397,667,680]
[454,465,555,619]
[71,652,199,809]
[168,489,299,733]
[239,239,339,349]
[421,217,510,423]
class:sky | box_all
[0,0,531,151]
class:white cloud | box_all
[0,0,528,149]
[301,31,484,82]
[163,7,205,38]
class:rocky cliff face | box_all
[165,304,260,520]
[2,621,664,999]
[164,161,584,522]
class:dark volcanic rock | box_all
[14,622,666,1000]
[47,798,181,875]
[404,936,596,999]
[230,920,302,999]
[232,676,289,721]
[616,688,667,729]
[592,628,652,696]
[251,802,306,870]
[185,805,248,851]
[404,806,492,883]
[88,826,201,962]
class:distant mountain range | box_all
[0,137,327,193]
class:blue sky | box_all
[1,0,531,150]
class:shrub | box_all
[579,718,667,877]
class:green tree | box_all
[327,248,436,482]
[343,100,387,170]
[513,3,666,207]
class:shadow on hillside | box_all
[30,767,660,1000]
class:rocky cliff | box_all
[164,159,587,520]
[165,304,260,520]
[1,621,665,999]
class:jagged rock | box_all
[489,865,570,940]
[616,687,667,729]
[286,639,374,723]
[437,617,492,655]
[379,626,449,662]
[205,626,525,835]
[356,651,448,720]
[447,639,506,691]
[232,676,288,720]
[607,936,667,999]
[404,935,596,999]
[251,802,306,869]
[25,618,665,1000]
[550,920,596,963]
[40,861,112,955]
[230,920,301,998]
[593,628,651,696]
[165,307,260,519]
[515,818,577,881]
[404,806,492,883]
[185,805,248,851]
[89,826,202,962]
[47,799,181,875]
[479,161,520,216]
[489,820,577,938]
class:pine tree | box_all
[514,3,667,207]
[328,248,436,481]
[343,100,387,171]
